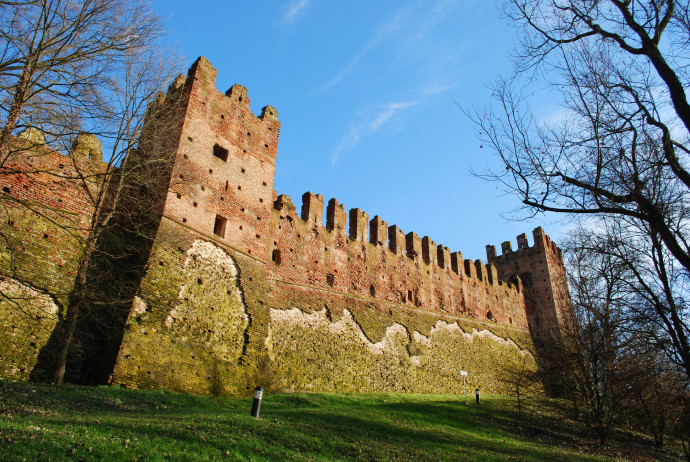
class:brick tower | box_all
[161,57,281,260]
[487,227,571,334]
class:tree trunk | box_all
[0,57,37,163]
[49,230,98,384]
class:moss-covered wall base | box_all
[267,305,536,395]
[108,217,538,396]
[0,277,60,381]
[111,219,272,396]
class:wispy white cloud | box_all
[329,67,458,165]
[283,0,310,23]
[419,81,456,97]
[320,0,462,91]
[320,48,368,91]
[319,9,409,91]
[369,101,416,130]
[331,101,417,165]
[326,0,465,164]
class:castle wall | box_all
[111,215,538,396]
[0,135,106,380]
[262,197,538,393]
[0,57,572,396]
[109,218,271,395]
[267,193,528,329]
[488,227,571,332]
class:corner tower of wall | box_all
[162,57,281,261]
[487,227,571,333]
[110,57,282,394]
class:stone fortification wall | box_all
[0,133,106,380]
[267,193,528,329]
[488,227,571,333]
[109,58,553,396]
[109,218,270,396]
[110,214,537,396]
[0,57,570,397]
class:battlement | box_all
[272,191,525,293]
[186,56,280,123]
[268,191,528,327]
[281,192,478,268]
[11,128,106,167]
[485,226,569,332]
[0,57,573,396]
[71,133,103,162]
[486,226,563,264]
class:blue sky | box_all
[152,0,562,260]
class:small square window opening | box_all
[213,215,227,238]
[213,144,229,162]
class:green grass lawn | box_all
[0,381,680,461]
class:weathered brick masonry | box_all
[0,57,572,395]
[0,130,105,379]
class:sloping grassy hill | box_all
[0,381,680,461]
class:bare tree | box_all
[39,57,183,385]
[0,0,166,157]
[0,0,182,384]
[501,353,539,419]
[544,222,689,447]
[618,344,686,449]
[554,226,630,445]
[471,0,690,380]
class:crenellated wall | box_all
[267,191,528,329]
[488,227,571,333]
[0,133,106,380]
[0,57,572,397]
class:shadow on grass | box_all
[0,383,607,461]
[373,399,584,449]
[15,405,592,461]
[257,395,598,461]
[0,380,241,416]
